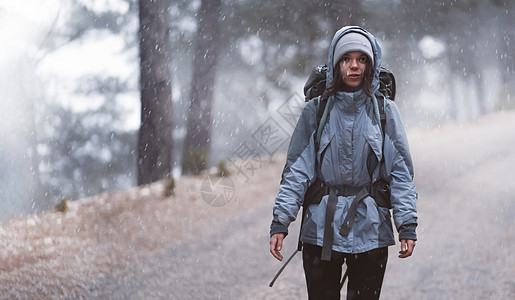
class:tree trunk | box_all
[137,0,173,185]
[473,66,487,116]
[182,0,222,175]
[0,55,42,221]
[446,50,459,120]
[497,2,515,109]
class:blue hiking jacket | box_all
[270,26,418,254]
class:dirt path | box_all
[86,111,515,299]
[1,111,515,299]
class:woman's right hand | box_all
[269,233,286,261]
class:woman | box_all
[269,26,418,299]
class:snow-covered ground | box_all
[1,110,514,299]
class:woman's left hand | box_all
[398,239,416,258]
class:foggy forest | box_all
[0,0,514,298]
[0,0,512,220]
[0,0,515,220]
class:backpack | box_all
[301,64,396,238]
[303,65,396,143]
[301,64,396,208]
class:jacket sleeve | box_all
[270,101,318,237]
[383,100,418,240]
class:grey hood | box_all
[326,26,383,96]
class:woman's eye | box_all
[359,57,367,63]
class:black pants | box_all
[302,243,388,300]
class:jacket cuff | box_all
[398,223,417,241]
[270,220,289,237]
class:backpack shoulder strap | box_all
[315,95,333,150]
[367,94,387,180]
[376,94,386,139]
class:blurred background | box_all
[0,0,513,222]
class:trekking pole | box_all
[269,207,306,288]
[268,249,300,287]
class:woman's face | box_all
[338,51,368,88]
